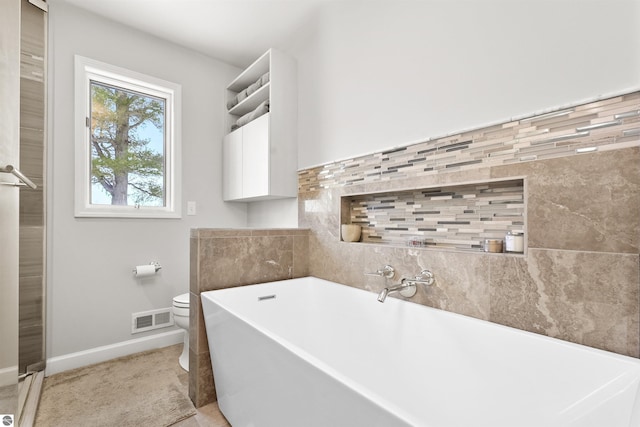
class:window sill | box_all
[74,206,181,219]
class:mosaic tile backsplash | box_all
[299,91,640,193]
[344,179,524,250]
[302,91,639,251]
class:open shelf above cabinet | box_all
[228,83,270,116]
[222,48,297,202]
[227,50,269,92]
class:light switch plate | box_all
[187,201,196,216]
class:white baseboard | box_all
[45,329,184,376]
[0,365,18,387]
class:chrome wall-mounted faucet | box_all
[377,269,435,302]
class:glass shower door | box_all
[0,0,22,423]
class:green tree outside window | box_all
[90,81,165,206]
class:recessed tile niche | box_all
[340,178,525,252]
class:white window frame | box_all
[74,55,182,218]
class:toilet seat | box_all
[173,293,189,308]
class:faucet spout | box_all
[377,288,389,302]
[377,282,415,303]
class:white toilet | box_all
[172,293,190,371]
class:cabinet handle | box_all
[0,164,37,189]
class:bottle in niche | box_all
[505,231,524,253]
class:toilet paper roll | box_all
[134,264,157,278]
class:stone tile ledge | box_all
[190,228,309,238]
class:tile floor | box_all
[33,344,230,427]
[171,401,231,427]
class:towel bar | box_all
[0,164,37,189]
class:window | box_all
[74,55,181,218]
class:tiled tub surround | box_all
[189,92,639,408]
[342,179,525,250]
[298,91,640,363]
[189,228,309,407]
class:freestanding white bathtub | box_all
[201,277,640,427]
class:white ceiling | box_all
[59,0,331,68]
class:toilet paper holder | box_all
[133,261,162,274]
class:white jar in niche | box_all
[341,224,362,242]
[505,231,524,253]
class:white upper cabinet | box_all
[222,125,243,201]
[222,48,297,202]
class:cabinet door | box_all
[222,128,243,201]
[242,114,270,199]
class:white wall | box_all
[247,199,298,227]
[47,2,247,360]
[293,0,640,168]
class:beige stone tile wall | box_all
[189,228,309,407]
[492,149,639,253]
[489,249,639,357]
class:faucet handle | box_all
[365,264,395,279]
[401,269,435,287]
[414,269,434,285]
